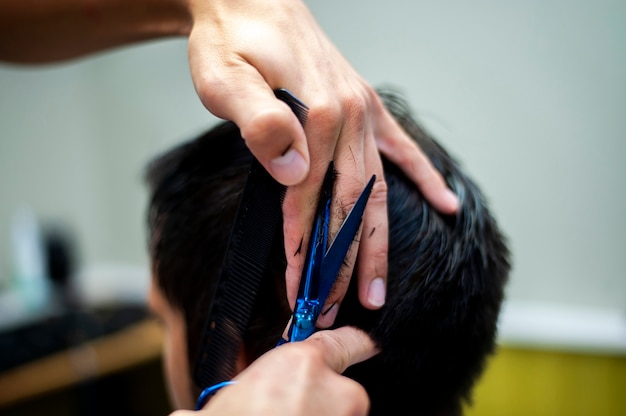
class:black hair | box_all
[144,90,510,415]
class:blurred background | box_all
[0,1,625,415]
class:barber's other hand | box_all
[187,0,459,326]
[172,326,378,416]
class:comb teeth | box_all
[274,88,309,126]
[194,159,285,388]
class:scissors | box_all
[281,162,376,343]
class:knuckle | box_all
[241,107,292,148]
[341,93,368,125]
[345,379,369,400]
[193,62,230,103]
[293,341,326,367]
[371,246,389,275]
[307,90,368,131]
[195,76,223,112]
[368,175,389,206]
[344,381,371,414]
[313,330,350,371]
[308,99,342,133]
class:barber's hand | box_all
[173,327,378,416]
[187,0,459,325]
[0,0,457,329]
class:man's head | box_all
[145,91,510,415]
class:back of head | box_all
[145,90,510,416]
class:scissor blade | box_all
[295,161,334,303]
[286,162,335,342]
[317,174,376,307]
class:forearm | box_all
[0,0,191,63]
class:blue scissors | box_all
[281,162,376,343]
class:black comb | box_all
[193,89,309,389]
[274,88,309,126]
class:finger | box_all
[313,97,367,327]
[374,105,459,214]
[282,99,341,309]
[307,327,379,374]
[314,170,363,327]
[355,127,389,310]
[318,97,388,325]
[281,164,331,310]
[279,315,294,342]
[188,48,310,186]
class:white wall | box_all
[1,1,624,327]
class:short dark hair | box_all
[144,90,510,416]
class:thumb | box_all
[306,327,380,374]
[192,60,310,186]
[242,93,310,186]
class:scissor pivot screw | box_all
[294,311,315,330]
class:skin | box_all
[1,0,458,326]
[148,279,196,409]
[148,279,378,415]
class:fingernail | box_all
[318,303,339,328]
[367,277,386,308]
[269,149,308,185]
[445,189,460,212]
